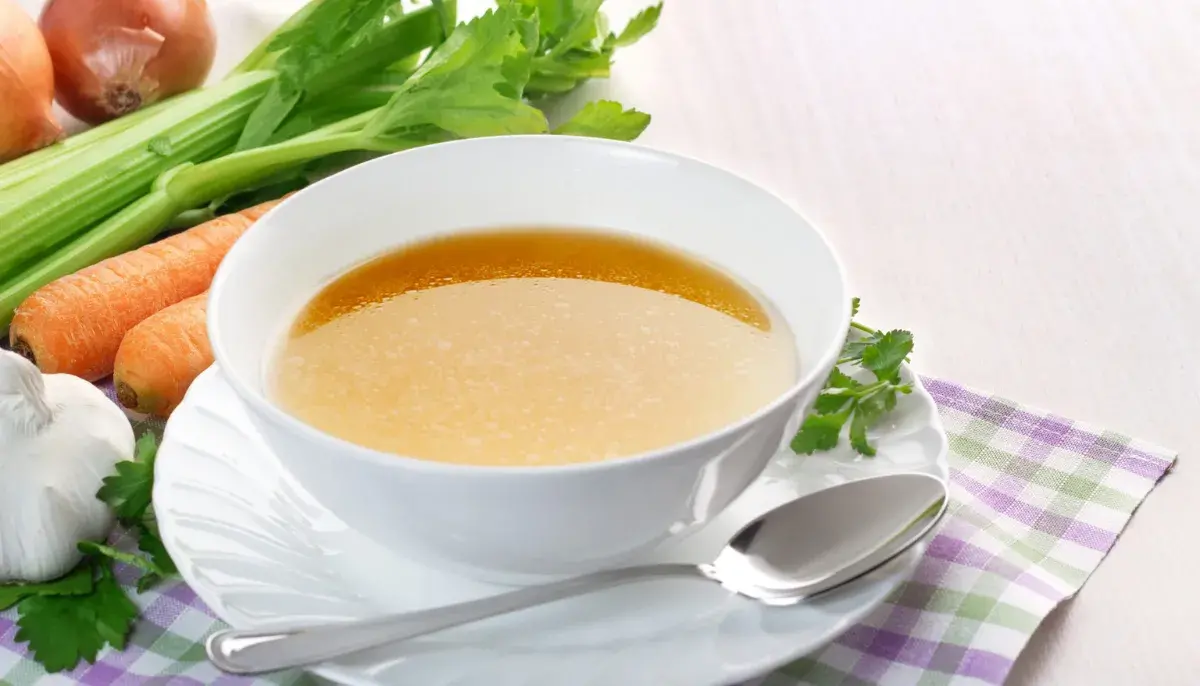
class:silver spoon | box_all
[207,471,947,675]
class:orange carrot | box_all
[9,198,282,381]
[113,293,211,417]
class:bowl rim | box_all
[207,134,853,476]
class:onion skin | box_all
[39,0,216,125]
[0,0,62,162]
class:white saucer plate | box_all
[156,366,948,686]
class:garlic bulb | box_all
[0,350,134,583]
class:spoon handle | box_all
[206,563,704,675]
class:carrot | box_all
[8,198,282,381]
[113,293,211,417]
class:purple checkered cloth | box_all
[0,378,1174,685]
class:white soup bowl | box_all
[207,135,851,580]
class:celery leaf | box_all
[366,8,549,141]
[610,3,663,48]
[555,100,651,140]
[237,0,425,151]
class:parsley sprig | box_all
[791,298,915,457]
[92,432,179,593]
[13,563,138,673]
[5,433,175,673]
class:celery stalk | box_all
[164,133,401,206]
[0,2,442,282]
[0,72,275,280]
[0,91,207,191]
[0,125,410,329]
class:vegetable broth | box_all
[271,230,797,466]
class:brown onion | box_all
[39,0,216,125]
[0,0,62,162]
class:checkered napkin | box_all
[0,379,1175,686]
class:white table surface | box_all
[16,0,1197,682]
[586,1,1194,683]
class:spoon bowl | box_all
[208,472,948,674]
[707,472,948,603]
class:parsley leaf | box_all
[90,433,179,593]
[791,410,851,454]
[791,298,916,457]
[840,328,882,362]
[15,563,137,673]
[0,564,94,611]
[861,329,914,383]
[812,367,861,414]
[554,100,651,140]
[96,432,157,523]
[848,408,874,456]
[610,2,663,47]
